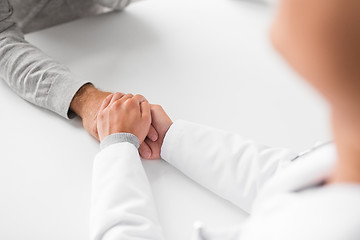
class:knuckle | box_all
[124,97,132,104]
[128,97,137,104]
[135,94,145,100]
[113,100,122,107]
[104,94,112,101]
[123,99,134,108]
[114,92,122,98]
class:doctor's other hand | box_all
[97,93,152,144]
[139,105,173,159]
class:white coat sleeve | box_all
[90,142,164,240]
[160,120,298,213]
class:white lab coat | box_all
[90,120,360,240]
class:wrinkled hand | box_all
[139,105,173,159]
[70,84,114,140]
[97,93,152,143]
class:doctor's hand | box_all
[139,105,173,159]
[97,93,152,143]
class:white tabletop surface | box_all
[0,0,331,239]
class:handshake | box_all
[96,92,173,159]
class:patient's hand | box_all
[70,84,113,140]
[139,105,173,159]
[97,93,152,143]
[70,85,159,143]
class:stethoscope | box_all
[290,140,333,162]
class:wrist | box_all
[164,122,173,137]
[160,121,173,146]
[70,84,111,119]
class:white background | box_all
[0,0,331,239]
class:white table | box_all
[0,0,331,239]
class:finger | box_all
[150,104,164,122]
[117,93,134,104]
[132,94,148,104]
[139,141,152,159]
[140,101,151,119]
[110,92,127,105]
[147,125,158,142]
[112,93,134,109]
[144,138,161,160]
[98,93,113,113]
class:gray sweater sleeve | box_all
[0,0,88,119]
[97,0,131,10]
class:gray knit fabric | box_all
[0,0,130,119]
[9,0,131,33]
[100,133,140,150]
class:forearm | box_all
[161,120,298,213]
[97,0,131,10]
[0,25,88,118]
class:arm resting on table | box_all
[0,0,87,118]
[161,120,298,213]
[91,142,164,240]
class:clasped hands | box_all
[96,92,173,159]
